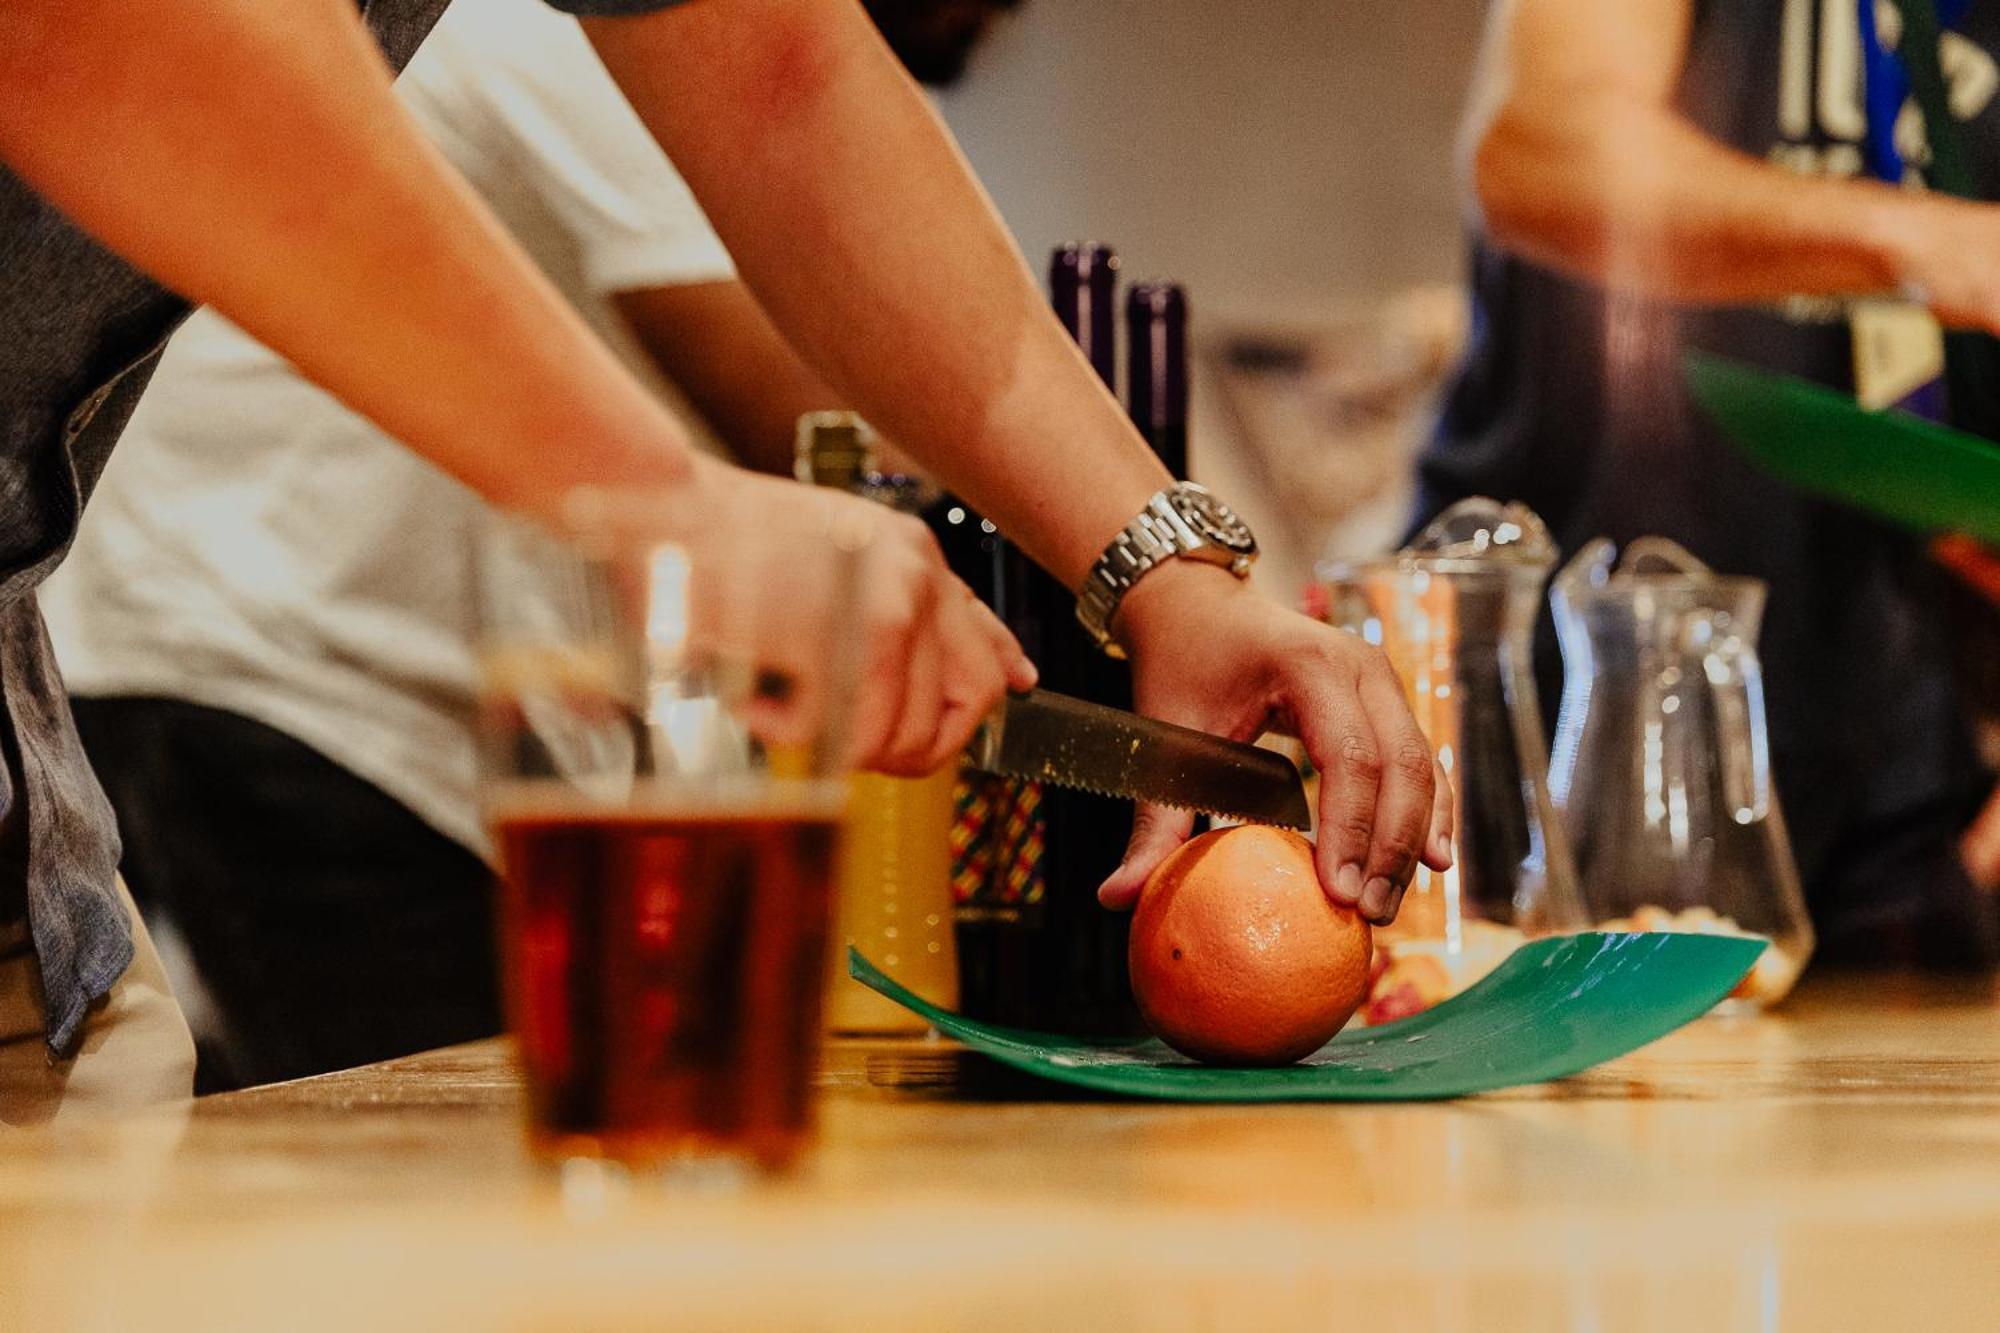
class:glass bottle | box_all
[797,413,960,1033]
[945,244,1175,1036]
[1126,280,1189,479]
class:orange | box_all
[1128,825,1372,1066]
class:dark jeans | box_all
[71,698,500,1093]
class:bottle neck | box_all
[1126,281,1188,478]
[794,410,877,491]
[1050,242,1119,388]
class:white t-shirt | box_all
[41,0,735,860]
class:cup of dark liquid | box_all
[475,489,865,1181]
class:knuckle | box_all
[1372,829,1424,872]
[1335,812,1375,846]
[892,514,943,560]
[1337,732,1382,781]
[1316,640,1368,683]
[870,590,921,641]
[1361,648,1404,687]
[1390,736,1436,783]
[1327,631,1383,668]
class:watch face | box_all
[1171,484,1257,555]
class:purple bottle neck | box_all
[1126,281,1188,434]
[1050,242,1119,387]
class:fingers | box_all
[850,516,1026,777]
[1098,802,1196,910]
[1292,669,1382,916]
[1285,631,1442,926]
[1961,786,2000,891]
[973,594,1039,693]
[845,588,919,771]
[1353,666,1438,925]
[922,588,1014,773]
[873,625,946,776]
[1423,755,1455,873]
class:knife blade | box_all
[964,689,1312,830]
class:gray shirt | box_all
[0,0,678,1052]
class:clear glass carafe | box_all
[1315,498,1587,1023]
[1548,538,1814,1009]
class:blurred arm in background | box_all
[619,282,839,476]
[1468,0,2000,333]
[1473,0,2000,896]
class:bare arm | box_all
[0,0,1039,778]
[1469,0,2000,328]
[616,280,841,477]
[620,279,937,477]
[584,0,1168,589]
[589,0,1452,922]
[0,0,694,520]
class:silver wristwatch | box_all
[1075,482,1258,657]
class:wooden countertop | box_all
[6,973,1999,1331]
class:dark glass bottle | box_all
[1051,242,1119,381]
[925,499,1050,1023]
[1013,242,1146,1035]
[1126,281,1189,480]
[939,248,1194,1039]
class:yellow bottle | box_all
[797,412,961,1032]
[827,766,961,1031]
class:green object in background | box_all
[848,932,1760,1102]
[1687,353,2000,544]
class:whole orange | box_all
[1129,825,1372,1065]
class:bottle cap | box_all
[794,411,878,491]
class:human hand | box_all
[580,457,1036,778]
[1963,782,2000,893]
[1094,561,1455,925]
[1897,199,2000,337]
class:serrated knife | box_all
[963,689,1312,830]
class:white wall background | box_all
[937,1,1491,588]
[938,0,1491,326]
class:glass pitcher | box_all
[1548,538,1813,1009]
[1315,498,1587,1024]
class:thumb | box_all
[1098,802,1197,910]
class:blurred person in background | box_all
[41,0,1016,1092]
[1419,0,2000,968]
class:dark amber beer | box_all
[492,782,842,1170]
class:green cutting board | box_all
[849,931,1760,1102]
[1686,352,2000,543]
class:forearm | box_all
[586,0,1167,589]
[617,281,841,476]
[1472,94,1932,305]
[0,0,693,521]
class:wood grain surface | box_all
[5,973,1998,1331]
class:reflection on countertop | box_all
[4,972,1998,1331]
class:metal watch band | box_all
[1075,483,1254,658]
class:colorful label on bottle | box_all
[948,772,1047,921]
